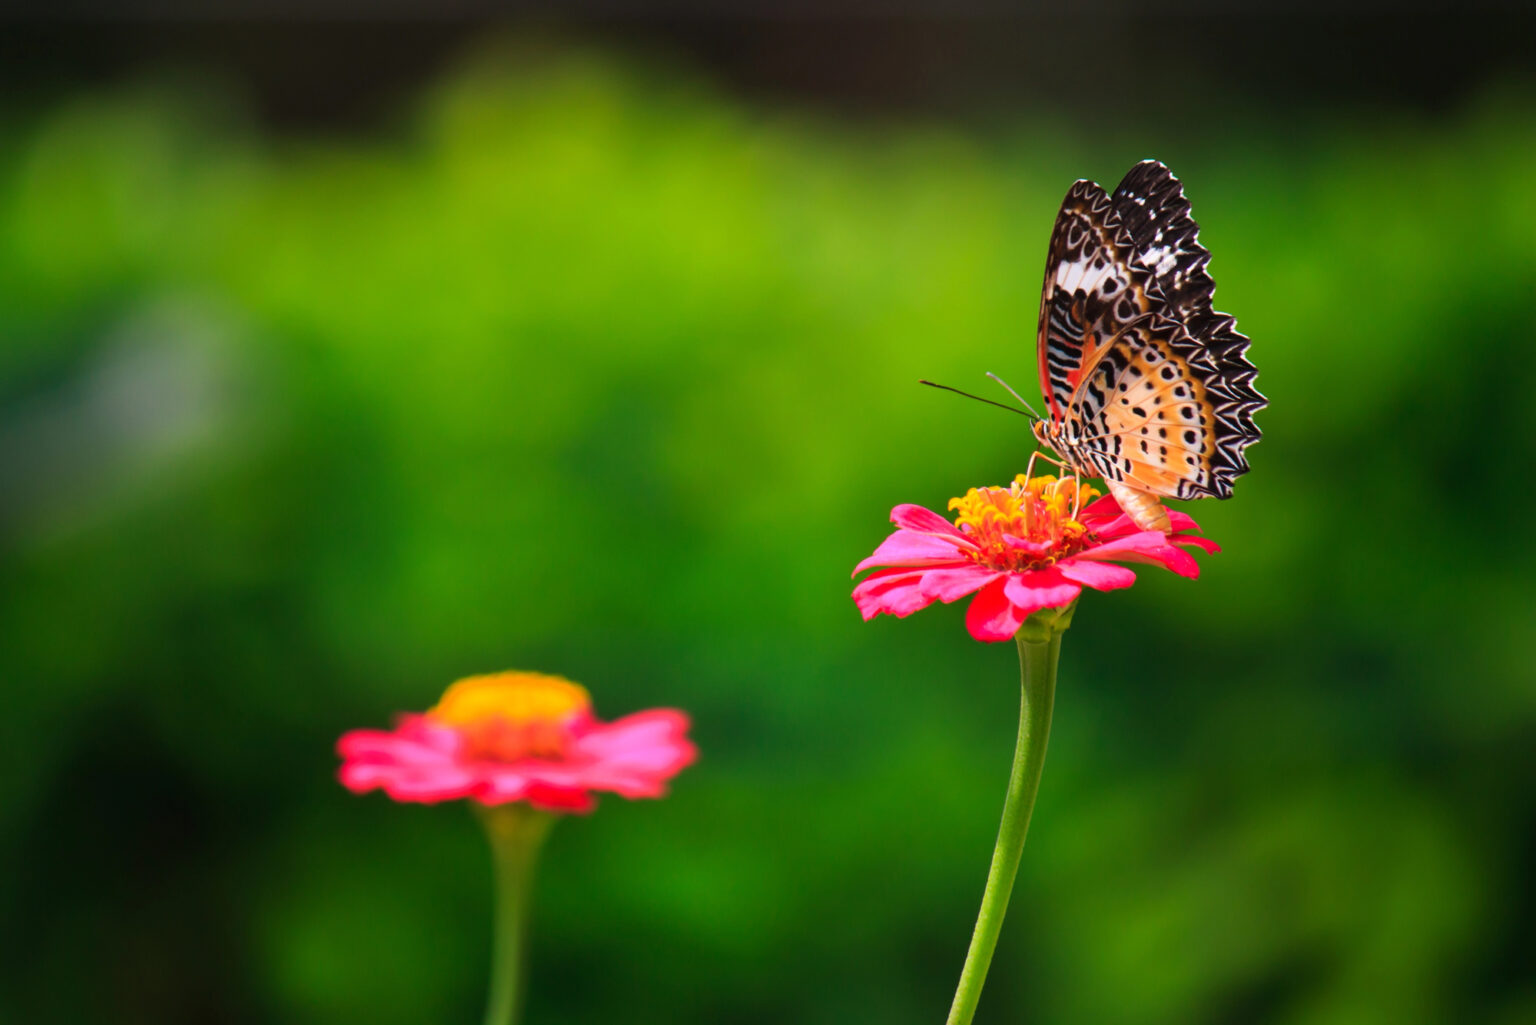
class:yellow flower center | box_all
[428,671,591,761]
[948,474,1101,572]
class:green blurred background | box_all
[3,14,1535,1025]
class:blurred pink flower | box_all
[337,672,696,813]
[853,475,1219,643]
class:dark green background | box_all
[3,23,1535,1025]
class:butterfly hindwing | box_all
[1068,317,1224,499]
[1035,161,1264,500]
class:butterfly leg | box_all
[1026,448,1072,482]
[1025,447,1089,519]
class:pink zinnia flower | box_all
[337,671,696,813]
[852,474,1219,643]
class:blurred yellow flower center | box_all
[428,672,591,761]
[949,474,1100,572]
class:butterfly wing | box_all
[1063,315,1232,499]
[1034,161,1264,499]
[1110,161,1232,340]
[1035,179,1159,426]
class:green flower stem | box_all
[945,603,1073,1025]
[476,805,555,1025]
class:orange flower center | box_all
[948,474,1101,572]
[427,672,591,762]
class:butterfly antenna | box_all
[985,372,1044,421]
[919,380,1036,419]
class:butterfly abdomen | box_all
[1106,480,1172,533]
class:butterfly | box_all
[1028,160,1265,532]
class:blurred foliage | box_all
[2,42,1535,1025]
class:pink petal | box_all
[1078,531,1201,578]
[572,710,699,779]
[531,762,666,800]
[336,719,482,802]
[337,720,462,764]
[916,564,999,604]
[576,708,690,752]
[1001,534,1055,559]
[1080,495,1212,544]
[965,577,1030,642]
[338,751,484,802]
[852,529,970,575]
[1002,567,1082,615]
[510,757,664,802]
[1167,509,1203,533]
[1056,559,1137,591]
[890,504,968,539]
[378,769,484,803]
[475,769,534,802]
[1143,544,1200,578]
[853,569,939,619]
[1078,494,1129,530]
[472,764,598,812]
[523,784,598,813]
[336,728,419,761]
[1174,534,1221,554]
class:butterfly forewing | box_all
[1036,180,1159,425]
[1110,163,1221,333]
[1035,161,1264,501]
